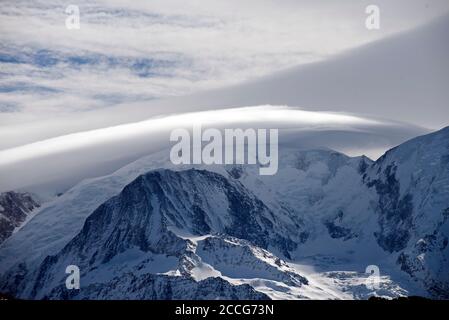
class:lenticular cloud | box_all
[0,105,425,195]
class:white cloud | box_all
[0,1,444,195]
[1,0,448,116]
[0,106,427,195]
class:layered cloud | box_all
[0,106,427,195]
[0,1,446,196]
[1,0,448,116]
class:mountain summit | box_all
[0,127,448,299]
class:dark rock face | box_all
[324,210,355,241]
[366,164,414,252]
[324,221,354,240]
[365,127,449,298]
[0,191,39,244]
[45,274,269,300]
[26,169,303,299]
[357,156,370,175]
[396,207,449,299]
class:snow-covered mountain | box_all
[363,127,449,297]
[0,191,39,245]
[0,127,448,299]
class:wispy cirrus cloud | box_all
[1,0,448,116]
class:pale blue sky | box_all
[1,0,448,116]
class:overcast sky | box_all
[1,0,449,117]
[1,1,448,194]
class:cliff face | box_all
[0,191,39,245]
